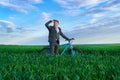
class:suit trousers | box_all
[49,41,59,54]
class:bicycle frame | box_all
[60,40,75,56]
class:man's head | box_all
[53,19,59,27]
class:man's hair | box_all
[54,19,59,23]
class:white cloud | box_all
[0,20,16,32]
[0,25,46,45]
[90,13,105,24]
[0,1,28,13]
[21,35,48,45]
[105,0,120,7]
[41,12,51,21]
[28,0,42,3]
[78,0,120,17]
[0,20,47,45]
[62,14,120,44]
[79,14,120,30]
[0,32,43,45]
[0,0,43,13]
[54,0,109,9]
[74,33,120,44]
[54,0,120,18]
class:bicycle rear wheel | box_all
[73,48,83,54]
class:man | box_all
[45,19,71,55]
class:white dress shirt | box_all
[55,27,59,33]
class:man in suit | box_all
[45,19,70,55]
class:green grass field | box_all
[0,44,120,80]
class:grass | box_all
[0,44,120,80]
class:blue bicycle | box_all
[60,38,83,56]
[60,38,75,56]
[39,38,83,56]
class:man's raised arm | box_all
[45,20,52,30]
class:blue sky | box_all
[0,0,120,45]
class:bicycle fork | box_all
[70,45,75,56]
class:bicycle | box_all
[38,38,83,56]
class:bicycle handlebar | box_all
[69,38,75,40]
[65,38,75,42]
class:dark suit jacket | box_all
[45,20,69,43]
